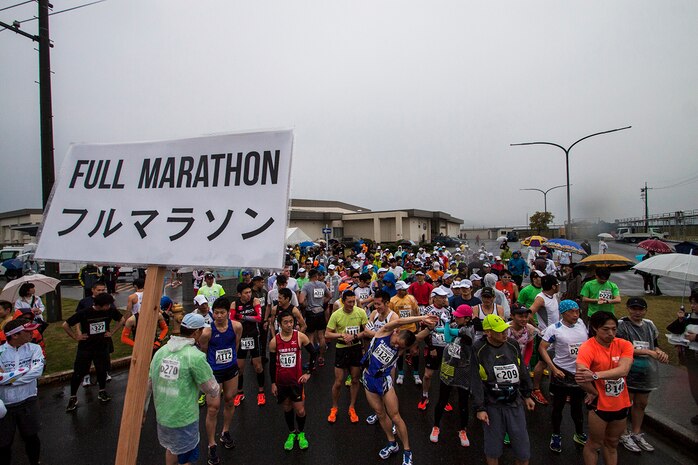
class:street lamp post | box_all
[511,126,631,239]
[520,184,567,215]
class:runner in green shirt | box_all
[517,271,544,309]
[580,268,621,317]
[148,313,220,465]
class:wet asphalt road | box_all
[9,348,694,465]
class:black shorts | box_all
[590,407,630,423]
[238,334,262,359]
[306,311,327,332]
[277,384,304,404]
[0,397,40,448]
[213,365,240,384]
[424,346,445,370]
[335,345,363,369]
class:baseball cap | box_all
[480,287,495,297]
[495,256,502,261]
[204,272,215,278]
[442,273,453,280]
[626,297,648,309]
[3,319,40,337]
[328,264,336,270]
[453,304,473,318]
[181,313,206,330]
[431,287,449,297]
[395,281,409,291]
[482,314,510,332]
[160,296,173,310]
[531,270,545,278]
[193,295,208,306]
[377,268,388,273]
[511,306,531,315]
[559,299,580,314]
[298,268,306,273]
[241,270,251,276]
[338,282,351,293]
[415,271,425,276]
[469,273,482,281]
[460,279,473,288]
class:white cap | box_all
[469,273,482,281]
[377,268,388,273]
[395,281,409,291]
[460,279,473,288]
[495,256,502,260]
[193,295,208,306]
[328,264,336,270]
[298,267,306,273]
[431,287,449,297]
[532,270,545,277]
[442,272,453,280]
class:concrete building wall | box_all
[344,219,374,240]
[287,220,324,241]
[0,212,42,246]
[380,218,396,242]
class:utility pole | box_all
[1,1,62,320]
[640,182,651,233]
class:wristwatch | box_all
[591,372,599,381]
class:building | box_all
[0,209,42,247]
[289,199,462,244]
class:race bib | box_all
[432,332,446,345]
[346,326,359,336]
[604,378,625,397]
[633,341,650,351]
[399,310,411,319]
[568,343,582,357]
[159,358,180,381]
[241,337,255,350]
[215,348,233,364]
[313,288,325,298]
[598,289,613,301]
[494,364,520,384]
[280,352,297,368]
[89,321,106,335]
[372,343,396,365]
[448,343,461,359]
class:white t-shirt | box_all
[542,320,588,373]
[534,291,560,333]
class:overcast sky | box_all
[2,0,697,228]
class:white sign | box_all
[35,130,293,269]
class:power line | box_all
[1,0,105,32]
[0,1,35,13]
[653,172,698,190]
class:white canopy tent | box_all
[286,227,314,245]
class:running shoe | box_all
[297,431,309,450]
[348,407,359,423]
[631,433,655,452]
[198,393,206,407]
[619,433,642,453]
[82,375,91,387]
[345,375,353,386]
[220,431,235,449]
[413,375,422,385]
[233,393,245,406]
[378,442,399,460]
[503,433,510,445]
[318,356,325,367]
[207,445,220,465]
[417,397,429,411]
[257,392,266,406]
[549,434,562,453]
[458,430,470,447]
[98,390,112,403]
[66,397,78,412]
[395,374,404,385]
[444,402,453,412]
[366,414,378,425]
[573,433,588,446]
[429,426,440,443]
[402,450,413,465]
[327,407,338,423]
[284,432,296,451]
[530,389,549,405]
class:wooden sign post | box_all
[114,265,167,465]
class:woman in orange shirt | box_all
[575,311,633,465]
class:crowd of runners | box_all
[1,240,698,465]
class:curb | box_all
[38,356,132,386]
[645,406,698,450]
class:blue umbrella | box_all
[299,241,317,248]
[545,238,587,255]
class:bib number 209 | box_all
[494,364,519,384]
